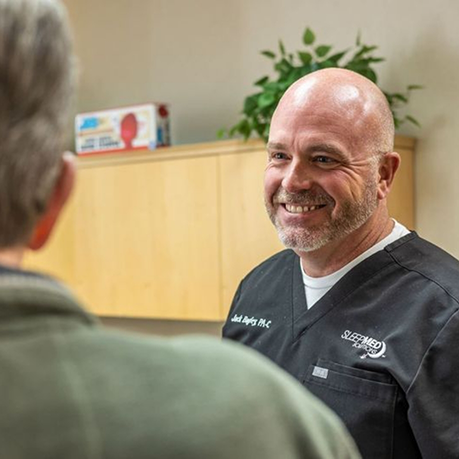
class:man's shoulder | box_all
[65,328,316,412]
[61,330,295,414]
[259,248,297,265]
[69,329,290,386]
[241,249,297,284]
[2,320,359,458]
[64,329,360,458]
[64,328,281,384]
[387,232,459,297]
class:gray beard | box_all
[266,183,378,252]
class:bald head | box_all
[271,68,394,156]
[265,68,400,260]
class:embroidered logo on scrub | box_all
[230,314,272,329]
[341,330,387,359]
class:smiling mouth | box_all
[284,204,327,214]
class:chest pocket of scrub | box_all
[303,359,398,459]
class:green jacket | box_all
[0,265,360,459]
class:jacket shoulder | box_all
[63,331,360,459]
[240,249,297,284]
[387,233,459,300]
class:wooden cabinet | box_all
[386,135,415,229]
[219,151,283,310]
[24,137,415,321]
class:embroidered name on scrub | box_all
[230,314,272,329]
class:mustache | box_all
[273,188,334,205]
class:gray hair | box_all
[0,0,76,248]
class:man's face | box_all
[264,98,381,253]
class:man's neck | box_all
[298,211,394,278]
[0,247,25,269]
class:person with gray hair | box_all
[0,1,362,458]
[223,68,459,458]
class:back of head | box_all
[0,0,75,248]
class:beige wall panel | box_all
[388,148,415,230]
[219,150,283,314]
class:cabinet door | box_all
[219,150,284,314]
[387,148,414,229]
[25,155,221,321]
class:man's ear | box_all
[377,152,401,200]
[28,152,76,251]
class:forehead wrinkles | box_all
[270,110,364,156]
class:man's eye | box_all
[313,156,336,164]
[272,152,288,160]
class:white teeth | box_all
[285,204,322,213]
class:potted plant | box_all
[220,28,421,142]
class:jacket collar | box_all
[0,264,97,326]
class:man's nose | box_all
[282,162,313,193]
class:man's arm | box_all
[407,310,459,457]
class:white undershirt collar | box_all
[301,220,410,309]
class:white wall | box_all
[63,0,459,278]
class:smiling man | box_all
[265,69,398,276]
[223,69,459,458]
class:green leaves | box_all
[393,93,409,103]
[385,87,422,129]
[407,84,423,91]
[228,119,251,140]
[222,26,422,142]
[258,92,276,108]
[261,50,276,59]
[298,51,312,65]
[353,45,378,59]
[279,40,286,56]
[405,115,421,127]
[327,51,347,65]
[216,128,226,139]
[243,95,259,115]
[275,58,293,74]
[303,28,315,45]
[254,76,269,87]
[346,66,378,83]
[315,45,331,58]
